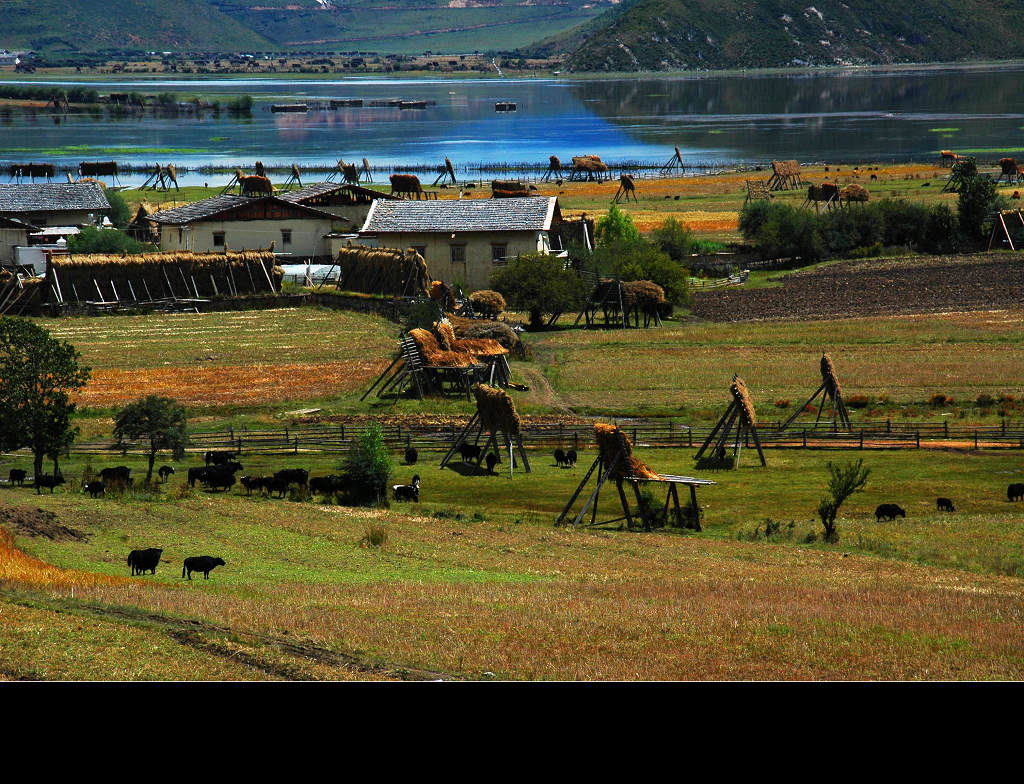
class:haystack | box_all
[407,328,476,368]
[594,422,660,481]
[694,374,766,467]
[491,180,530,198]
[439,382,531,475]
[840,183,870,204]
[435,320,508,357]
[337,246,429,297]
[468,289,506,318]
[730,375,757,427]
[430,280,456,310]
[473,383,520,436]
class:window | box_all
[212,231,225,247]
[412,246,427,259]
[491,243,507,262]
[280,228,292,245]
[450,244,466,264]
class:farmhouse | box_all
[0,182,111,227]
[148,195,344,260]
[359,197,561,290]
[278,182,399,232]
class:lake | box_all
[2,65,1023,186]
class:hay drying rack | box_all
[778,352,852,433]
[694,374,766,468]
[439,385,530,478]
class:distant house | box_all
[359,196,561,290]
[278,182,400,232]
[148,194,344,259]
[0,183,110,228]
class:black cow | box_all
[261,475,289,498]
[565,449,577,468]
[392,475,420,502]
[1008,483,1024,502]
[35,473,64,494]
[937,497,955,512]
[183,556,226,580]
[875,503,906,522]
[84,481,105,498]
[458,443,481,463]
[485,453,498,474]
[554,448,567,467]
[310,474,348,495]
[128,547,163,576]
[405,447,418,465]
[7,468,26,486]
[158,465,175,482]
[220,461,244,475]
[239,475,264,495]
[202,469,236,492]
[187,466,210,487]
[274,468,309,488]
[100,466,131,484]
[205,450,235,466]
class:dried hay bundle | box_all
[840,183,870,203]
[473,383,520,436]
[457,320,522,355]
[772,160,800,177]
[491,180,530,198]
[593,423,660,481]
[820,352,842,398]
[468,289,506,318]
[730,375,757,426]
[807,182,839,202]
[408,328,476,367]
[435,320,508,357]
[549,155,561,169]
[430,280,456,310]
[572,155,608,173]
[621,280,664,310]
[46,249,281,301]
[390,173,423,196]
[338,245,429,297]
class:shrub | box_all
[404,300,441,331]
[846,394,873,409]
[342,423,392,506]
[67,226,150,255]
[739,202,824,262]
[651,217,697,261]
[595,203,640,246]
[635,488,666,529]
[774,399,791,409]
[929,393,953,407]
[816,458,870,544]
[359,525,389,549]
[491,253,587,329]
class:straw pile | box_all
[549,155,561,170]
[593,423,660,481]
[435,320,508,357]
[730,375,757,426]
[572,155,608,175]
[491,180,530,198]
[840,183,870,203]
[430,280,456,310]
[473,383,520,436]
[1000,158,1018,176]
[820,352,842,398]
[621,280,664,310]
[807,182,839,203]
[772,160,801,177]
[468,289,506,318]
[408,328,476,367]
[338,246,430,297]
[446,314,522,354]
[45,249,282,301]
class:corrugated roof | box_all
[0,182,110,214]
[149,195,340,225]
[362,197,557,234]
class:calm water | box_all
[2,65,1023,186]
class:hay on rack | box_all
[622,280,664,309]
[473,383,520,436]
[840,183,870,203]
[435,320,508,357]
[338,159,360,184]
[79,161,117,177]
[820,352,842,398]
[593,423,661,481]
[491,180,530,198]
[408,328,477,367]
[337,246,430,297]
[468,289,506,318]
[430,280,456,310]
[390,173,423,198]
[549,155,561,169]
[1000,158,1018,176]
[730,375,757,426]
[254,161,266,178]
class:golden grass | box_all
[0,526,120,590]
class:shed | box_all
[0,182,110,227]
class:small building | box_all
[278,182,400,233]
[0,182,111,227]
[0,216,35,266]
[148,194,344,260]
[359,196,561,290]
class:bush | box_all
[491,253,587,329]
[595,203,640,246]
[651,217,697,261]
[977,393,996,408]
[846,394,873,409]
[359,525,389,549]
[739,202,824,261]
[930,393,954,407]
[67,226,149,255]
[341,423,392,506]
[404,300,441,331]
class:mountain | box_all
[536,0,1024,71]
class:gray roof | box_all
[278,182,399,203]
[149,194,340,225]
[0,182,110,214]
[361,197,558,234]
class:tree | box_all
[491,252,587,328]
[0,318,90,483]
[816,459,870,543]
[595,203,640,246]
[342,422,392,505]
[651,216,697,261]
[957,174,1003,245]
[67,226,150,255]
[113,395,189,482]
[104,189,132,229]
[590,239,691,306]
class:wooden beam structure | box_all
[779,352,852,433]
[694,374,766,467]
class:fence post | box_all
[559,423,563,448]
[688,428,692,448]
[803,429,807,448]
[916,431,920,448]
[574,430,579,450]
[340,424,345,441]
[944,420,948,437]
[1003,420,1007,435]
[860,429,864,449]
[975,430,979,450]
[886,418,891,434]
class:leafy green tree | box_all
[651,216,697,261]
[816,459,870,544]
[67,226,149,254]
[595,203,640,246]
[590,239,691,306]
[0,318,90,482]
[491,252,587,328]
[957,174,1003,244]
[113,395,189,482]
[342,422,393,505]
[103,189,133,229]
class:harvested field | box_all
[692,254,1024,323]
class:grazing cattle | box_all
[261,475,289,498]
[8,469,26,486]
[458,443,482,463]
[205,450,235,466]
[875,503,906,522]
[565,449,577,468]
[220,461,244,475]
[35,473,65,494]
[182,556,226,581]
[158,465,175,482]
[128,548,163,576]
[239,475,264,495]
[390,173,424,199]
[405,447,418,465]
[392,475,421,502]
[310,474,349,495]
[554,448,567,468]
[274,468,309,488]
[1008,483,1024,502]
[485,453,498,474]
[84,481,105,498]
[201,469,236,492]
[100,466,131,484]
[937,497,955,512]
[187,466,211,487]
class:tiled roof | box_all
[278,182,399,203]
[149,195,339,225]
[0,183,110,214]
[361,197,557,234]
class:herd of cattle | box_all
[127,547,226,580]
